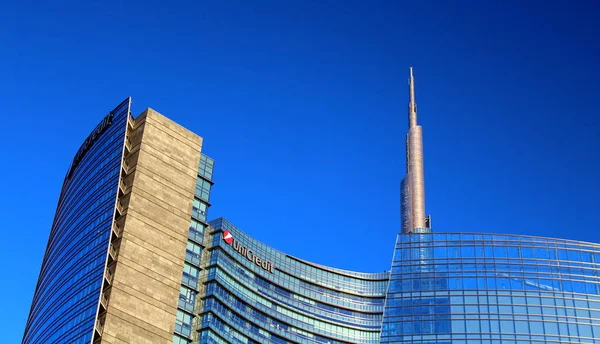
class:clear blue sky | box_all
[1,0,599,341]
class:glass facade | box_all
[23,100,600,344]
[197,218,389,344]
[381,233,600,343]
[22,99,130,344]
[173,153,214,344]
[173,153,390,344]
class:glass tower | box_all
[383,67,600,343]
[23,99,130,344]
[381,233,600,343]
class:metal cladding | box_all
[401,67,431,234]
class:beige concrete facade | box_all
[98,109,202,343]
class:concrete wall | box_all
[101,109,202,343]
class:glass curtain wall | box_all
[381,233,600,344]
[23,99,130,344]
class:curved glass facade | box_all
[23,98,600,344]
[381,233,600,343]
[197,218,389,344]
[23,99,129,344]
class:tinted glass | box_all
[381,233,600,343]
[23,99,129,344]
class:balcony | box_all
[94,319,104,335]
[103,268,114,288]
[99,292,109,311]
[111,222,122,239]
[107,243,118,263]
[124,137,133,153]
[115,200,127,217]
[121,160,131,176]
[127,115,134,130]
[118,178,131,196]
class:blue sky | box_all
[1,0,599,341]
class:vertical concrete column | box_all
[100,109,202,343]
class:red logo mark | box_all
[223,230,233,244]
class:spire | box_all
[408,66,417,128]
[401,67,431,233]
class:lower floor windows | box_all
[172,334,190,344]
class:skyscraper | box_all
[381,68,600,343]
[401,67,431,234]
[23,99,388,344]
[24,70,600,344]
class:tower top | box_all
[401,67,431,233]
[408,67,417,128]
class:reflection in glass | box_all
[381,233,600,343]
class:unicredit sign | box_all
[223,230,274,273]
[66,112,114,179]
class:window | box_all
[187,241,202,255]
[173,334,190,344]
[180,286,196,303]
[190,219,205,235]
[195,178,211,201]
[192,199,208,221]
[186,241,202,265]
[183,263,199,277]
[189,219,205,243]
[198,154,214,179]
[176,310,192,326]
[175,310,193,337]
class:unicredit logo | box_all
[222,231,275,273]
[223,230,233,244]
